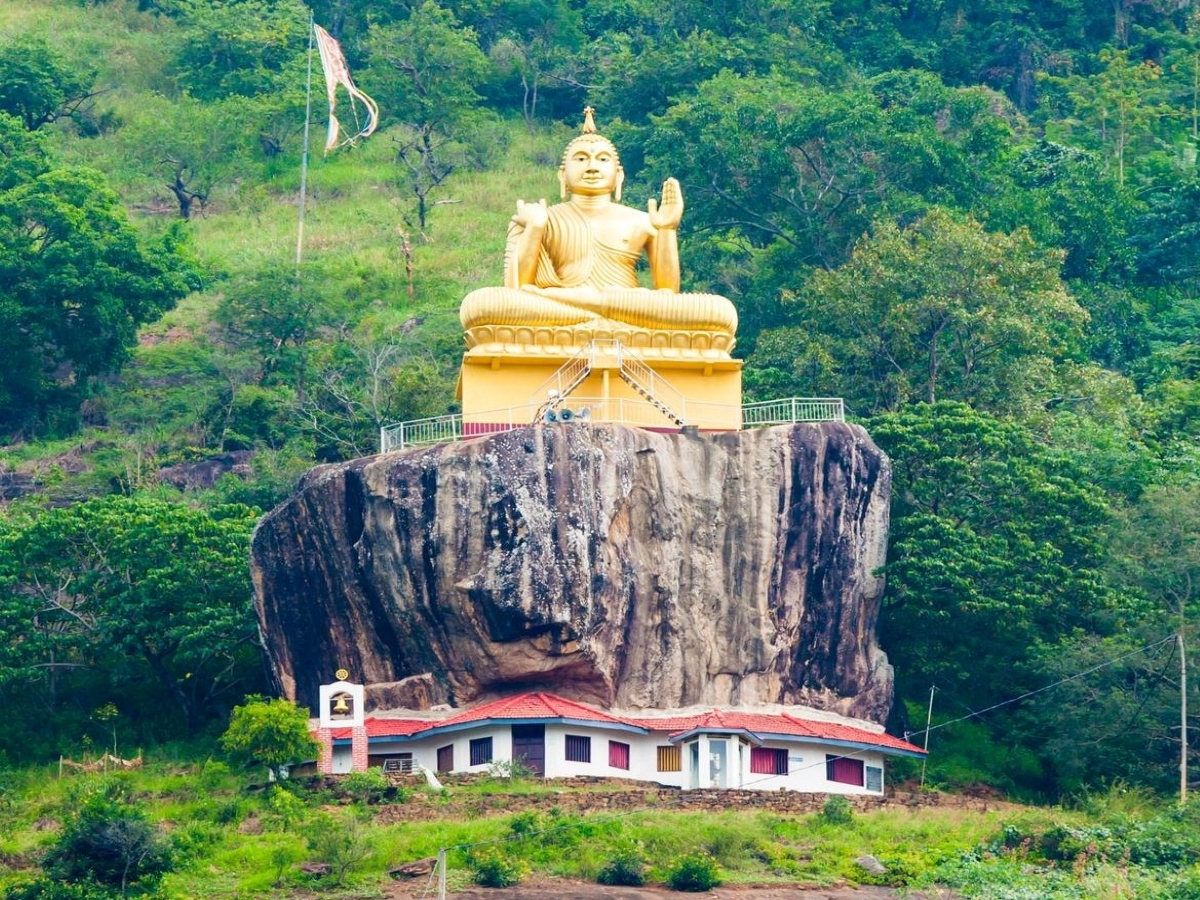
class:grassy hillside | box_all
[2,758,1199,899]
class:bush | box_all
[753,840,801,876]
[197,760,234,792]
[2,878,121,900]
[469,847,528,887]
[264,786,308,832]
[665,852,722,892]
[341,769,390,805]
[42,787,174,894]
[1038,823,1115,864]
[169,820,224,863]
[820,795,854,825]
[508,810,543,835]
[485,756,536,780]
[597,846,647,886]
[1164,872,1200,900]
[1126,804,1200,867]
[305,813,370,885]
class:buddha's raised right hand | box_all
[513,198,548,230]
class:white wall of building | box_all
[337,723,892,795]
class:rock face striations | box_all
[252,423,895,724]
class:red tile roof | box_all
[438,691,629,727]
[625,709,923,754]
[322,691,924,755]
[328,718,427,740]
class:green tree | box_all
[646,70,1015,272]
[1134,175,1200,291]
[221,696,320,781]
[871,403,1116,717]
[0,36,98,132]
[754,209,1085,415]
[1024,628,1185,796]
[214,263,348,397]
[0,497,262,735]
[118,93,257,218]
[169,0,309,102]
[0,114,198,436]
[1025,484,1200,794]
[302,327,458,460]
[364,1,494,229]
[1113,484,1200,644]
[487,0,587,131]
[1017,489,1197,797]
[640,69,1018,348]
[995,141,1136,285]
[1043,48,1174,186]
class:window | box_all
[750,747,788,775]
[826,754,864,786]
[656,745,681,772]
[470,737,493,766]
[865,765,883,792]
[564,734,591,763]
[437,744,454,773]
[379,754,413,773]
[608,741,630,770]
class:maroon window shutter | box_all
[608,741,630,770]
[828,756,864,786]
[751,747,787,775]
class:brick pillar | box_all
[317,727,334,774]
[351,725,369,772]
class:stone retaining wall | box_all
[370,775,1015,824]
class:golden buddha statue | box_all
[459,109,737,356]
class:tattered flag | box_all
[313,24,379,153]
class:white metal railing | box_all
[528,343,594,414]
[379,410,527,453]
[380,396,845,452]
[742,397,844,427]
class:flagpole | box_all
[296,10,315,273]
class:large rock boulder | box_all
[252,422,895,723]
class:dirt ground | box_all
[386,877,963,900]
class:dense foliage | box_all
[0,0,1197,806]
[0,497,263,754]
[0,113,198,436]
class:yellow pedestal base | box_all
[458,343,742,432]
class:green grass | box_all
[4,757,1199,900]
[0,113,586,498]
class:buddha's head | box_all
[560,108,624,201]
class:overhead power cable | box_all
[418,631,1180,895]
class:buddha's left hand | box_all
[648,177,684,230]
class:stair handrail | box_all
[613,344,688,425]
[529,342,595,422]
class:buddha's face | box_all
[561,139,622,197]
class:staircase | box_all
[612,347,686,427]
[529,340,687,427]
[530,344,594,422]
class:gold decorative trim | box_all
[464,326,736,359]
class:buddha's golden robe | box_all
[459,203,738,336]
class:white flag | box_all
[313,24,379,153]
